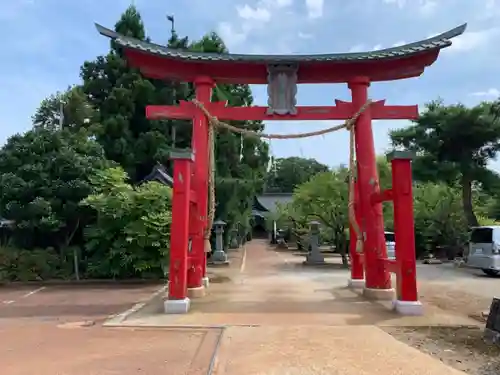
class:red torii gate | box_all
[96,23,466,315]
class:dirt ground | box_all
[2,245,500,374]
[0,283,213,375]
[418,282,493,323]
[401,271,499,374]
[384,326,500,375]
[0,321,215,375]
[0,283,162,322]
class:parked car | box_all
[466,226,500,276]
[385,231,396,259]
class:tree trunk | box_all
[460,174,478,227]
[340,239,348,268]
[336,230,349,268]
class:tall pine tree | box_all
[80,6,269,236]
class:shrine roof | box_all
[140,164,173,187]
[253,194,293,214]
[96,23,466,64]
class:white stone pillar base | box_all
[202,276,210,288]
[164,298,191,314]
[392,300,424,316]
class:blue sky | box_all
[2,0,500,169]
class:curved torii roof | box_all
[95,23,466,84]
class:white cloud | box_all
[486,0,500,10]
[349,41,404,52]
[217,0,294,49]
[298,32,313,39]
[305,0,324,19]
[470,88,500,97]
[217,22,248,47]
[271,0,294,6]
[382,0,438,16]
[446,28,500,53]
[382,0,406,7]
[348,44,365,53]
[236,4,271,22]
[419,0,437,16]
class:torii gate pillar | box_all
[349,77,393,299]
[186,76,214,297]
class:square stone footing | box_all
[302,260,326,266]
[164,298,191,314]
[212,251,228,263]
[392,300,424,316]
[202,276,210,288]
[347,278,365,289]
[187,286,206,299]
[209,260,230,267]
[484,328,500,346]
[363,287,395,301]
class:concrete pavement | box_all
[120,240,476,374]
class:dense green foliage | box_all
[265,157,329,193]
[391,100,500,227]
[2,6,500,280]
[81,167,172,279]
[0,128,110,251]
[275,147,500,260]
[0,5,268,280]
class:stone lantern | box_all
[304,220,325,265]
[212,219,229,264]
[229,227,239,249]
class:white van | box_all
[466,226,500,276]
[385,231,396,260]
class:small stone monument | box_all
[211,219,230,265]
[303,220,325,265]
[484,297,500,346]
[229,228,239,249]
[276,229,288,249]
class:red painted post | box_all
[168,151,193,301]
[348,77,392,298]
[348,176,364,287]
[187,76,214,295]
[388,151,422,314]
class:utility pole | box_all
[59,100,65,130]
[166,15,175,36]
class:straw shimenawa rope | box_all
[193,99,371,255]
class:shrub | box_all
[0,247,66,281]
[81,167,172,279]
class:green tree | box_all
[291,169,350,266]
[81,167,172,279]
[32,86,97,132]
[391,100,500,227]
[80,7,269,243]
[0,128,110,252]
[80,5,188,181]
[413,183,468,258]
[265,156,329,193]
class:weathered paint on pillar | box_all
[349,175,364,281]
[388,151,418,302]
[168,150,193,300]
[188,76,214,289]
[348,77,391,290]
